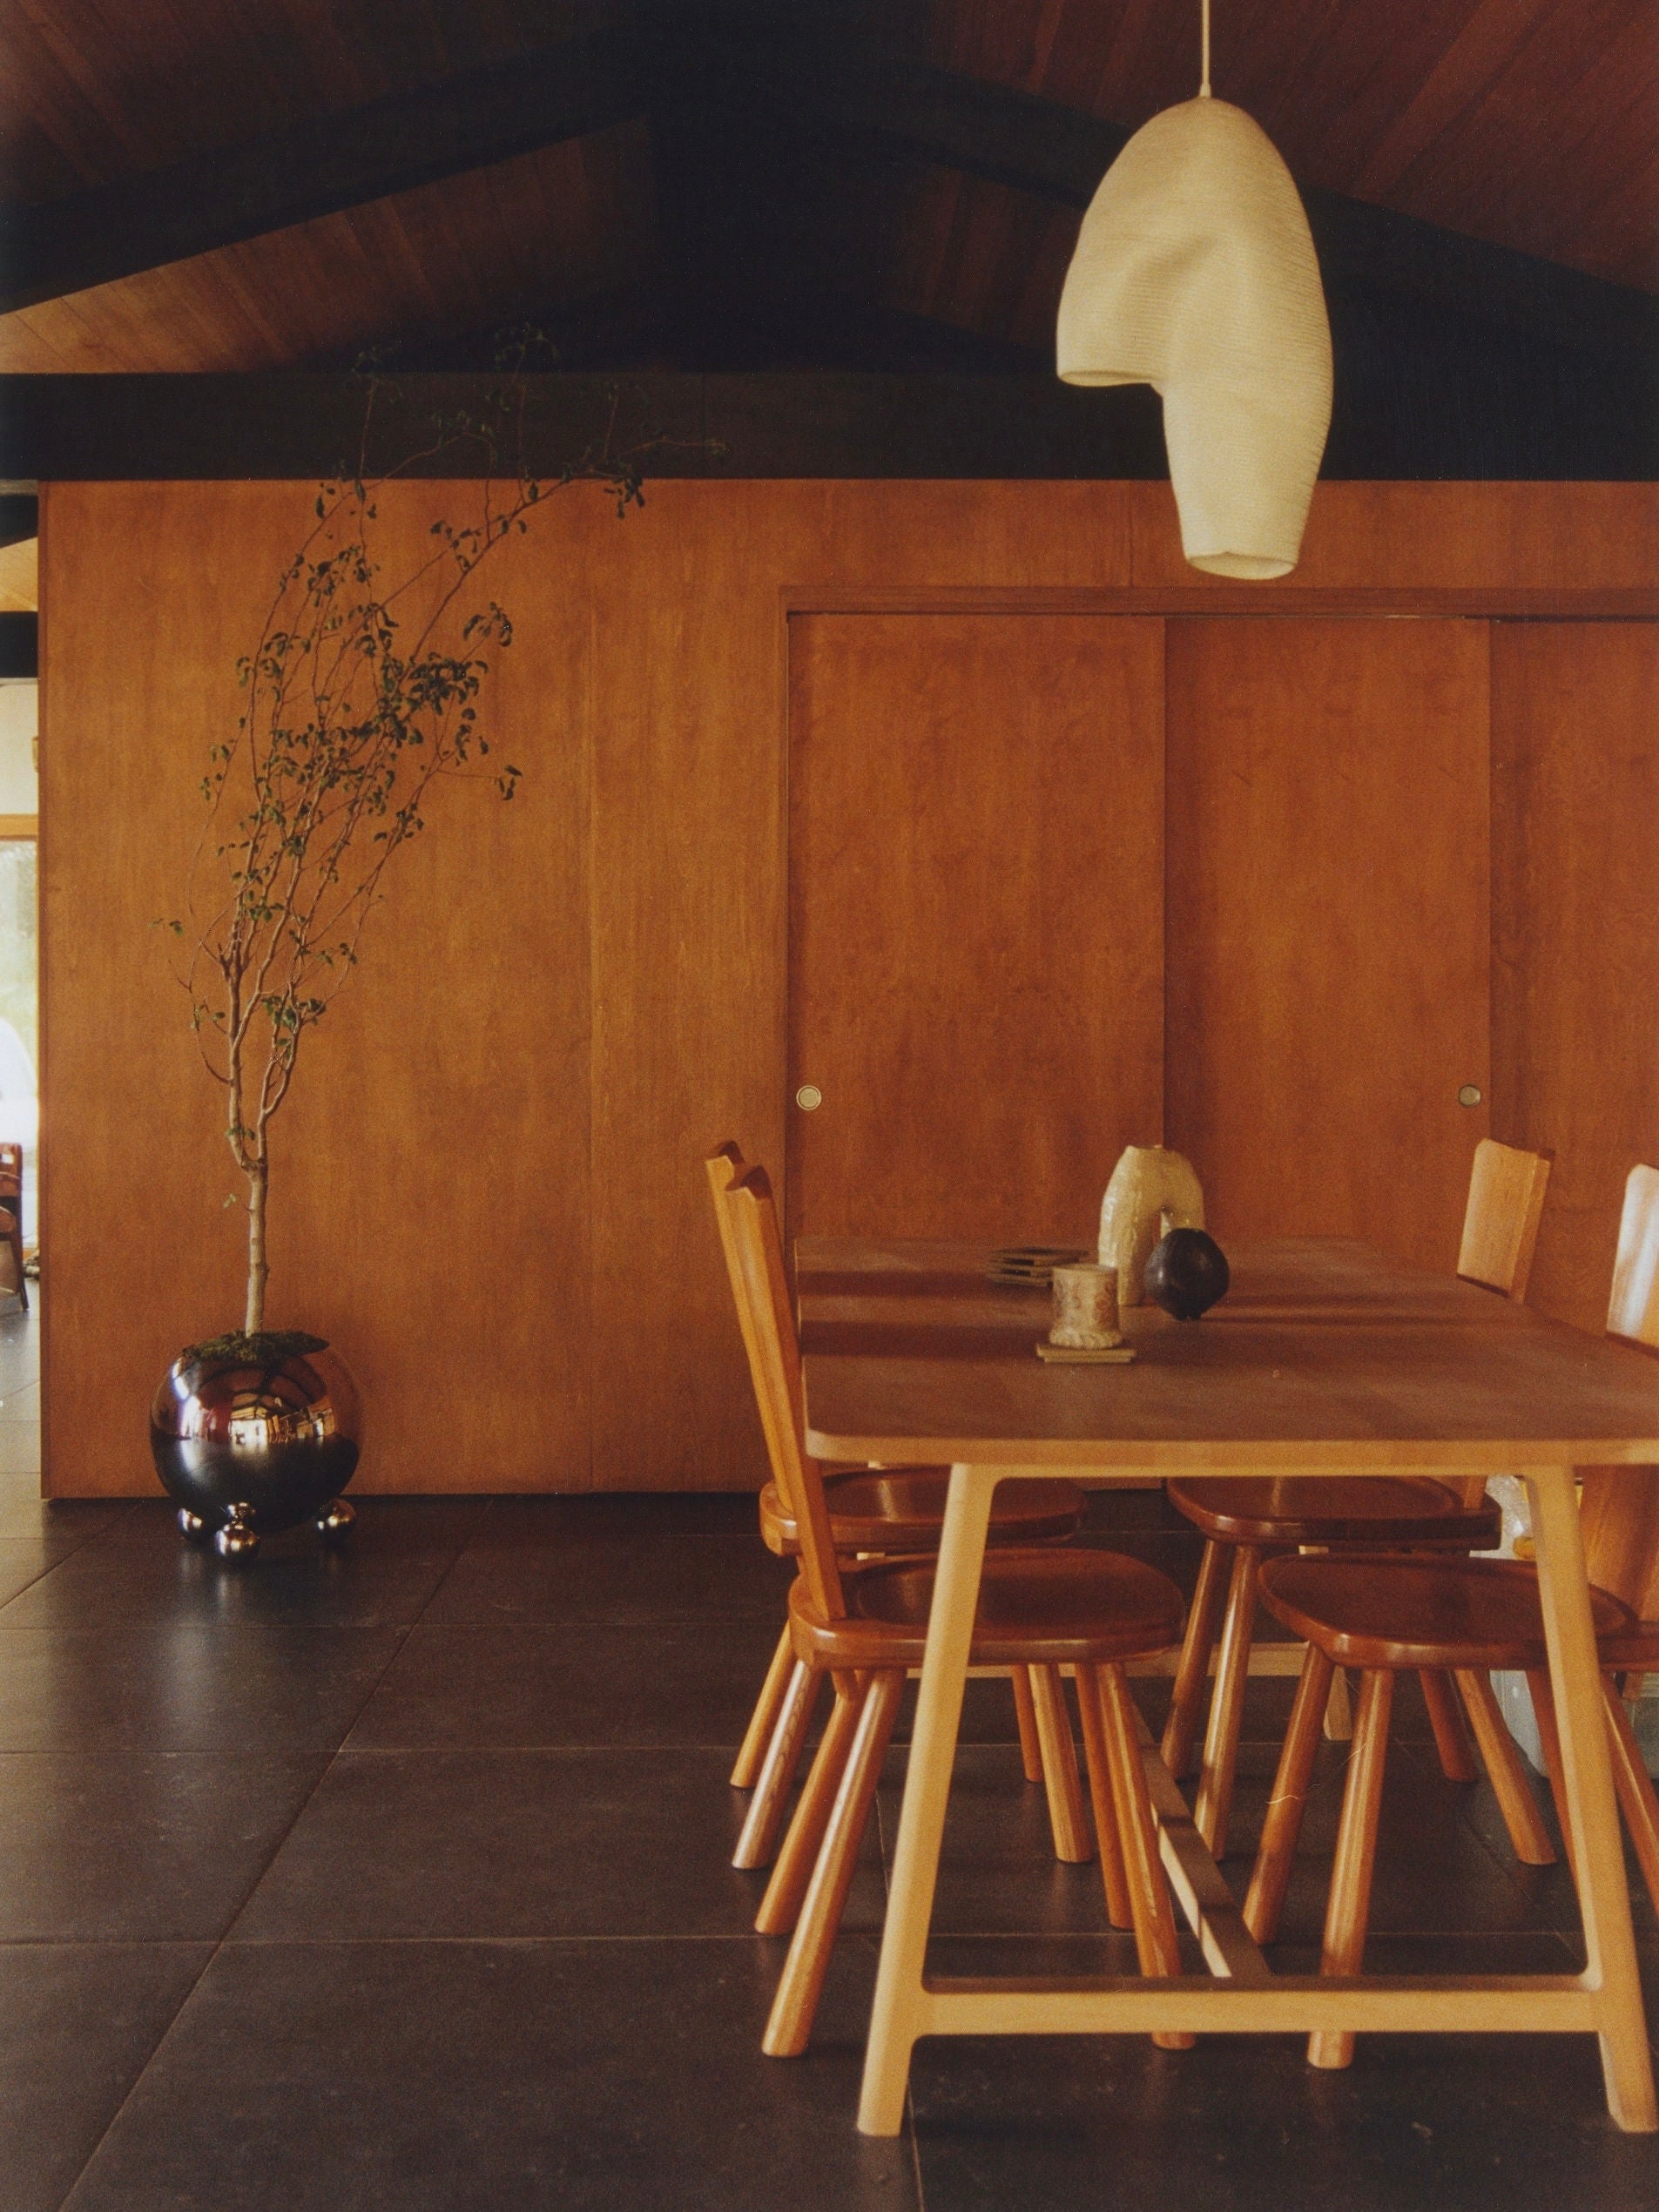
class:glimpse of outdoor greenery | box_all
[0,841,36,1069]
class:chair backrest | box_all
[723,1164,846,1625]
[1581,1163,1659,1620]
[705,1143,793,1487]
[1607,1163,1659,1351]
[1457,1139,1553,1299]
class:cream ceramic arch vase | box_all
[1098,1146,1207,1307]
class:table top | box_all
[798,1237,1659,1472]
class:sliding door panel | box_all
[1166,617,1490,1271]
[787,612,1164,1246]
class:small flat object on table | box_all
[1035,1340,1136,1364]
[987,1245,1088,1285]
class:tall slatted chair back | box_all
[1607,1164,1659,1350]
[706,1143,791,1479]
[725,1165,846,1625]
[1581,1163,1659,1622]
[1457,1139,1553,1299]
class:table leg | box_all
[858,1461,995,2137]
[1527,1465,1657,2133]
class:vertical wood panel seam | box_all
[778,590,794,1254]
[583,584,597,1493]
[35,481,50,1500]
[1161,614,1172,1151]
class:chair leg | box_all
[755,1676,860,1932]
[1011,1665,1045,1785]
[1096,1664,1194,2052]
[1601,1674,1659,1921]
[1194,1544,1262,1858]
[1028,1664,1093,1864]
[1310,1667,1393,2072]
[1076,1658,1134,1929]
[764,1670,905,2056]
[1161,1538,1231,1780]
[1244,1642,1335,1945]
[731,1623,796,1790]
[1322,1665,1353,1741]
[1420,1667,1479,1782]
[1454,1668,1555,1866]
[1526,1668,1579,1887]
[732,1660,822,1871]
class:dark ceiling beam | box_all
[0,23,646,315]
[2,370,1650,483]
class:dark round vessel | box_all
[150,1334,361,1560]
[1144,1229,1231,1321]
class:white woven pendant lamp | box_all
[1056,2,1332,578]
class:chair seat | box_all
[759,1471,1083,1557]
[1166,1474,1501,1549]
[788,1547,1185,1670]
[1259,1553,1636,1671]
[1598,1621,1659,1670]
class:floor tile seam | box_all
[213,1930,802,1948]
[0,1550,78,1609]
[342,1738,766,1752]
[0,1749,362,1764]
[358,1617,792,1635]
[324,1736,1027,1752]
[337,1520,500,1632]
[424,1619,796,1636]
[211,1619,418,1946]
[314,1742,773,1759]
[0,1618,420,1634]
[0,1504,146,1602]
[48,1926,231,2212]
[0,1936,219,1953]
[216,1734,400,1949]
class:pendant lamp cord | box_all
[1199,0,1211,96]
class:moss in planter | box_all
[180,1329,330,1366]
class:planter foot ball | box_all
[316,1497,356,1541]
[151,1332,361,1562]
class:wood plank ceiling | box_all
[0,0,1654,374]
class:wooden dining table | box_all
[795,1234,1659,2137]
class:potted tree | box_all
[151,379,644,1558]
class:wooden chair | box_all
[0,1142,25,1309]
[724,1163,1192,2056]
[705,1143,1085,1872]
[1244,1160,1659,2073]
[1159,1140,1551,1858]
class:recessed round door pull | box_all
[1457,1084,1482,1108]
[795,1084,823,1112]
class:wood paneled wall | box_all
[1491,623,1659,1332]
[37,480,1658,1494]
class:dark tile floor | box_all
[3,1297,1658,2209]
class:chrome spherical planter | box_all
[150,1332,361,1561]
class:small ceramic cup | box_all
[1049,1262,1123,1350]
